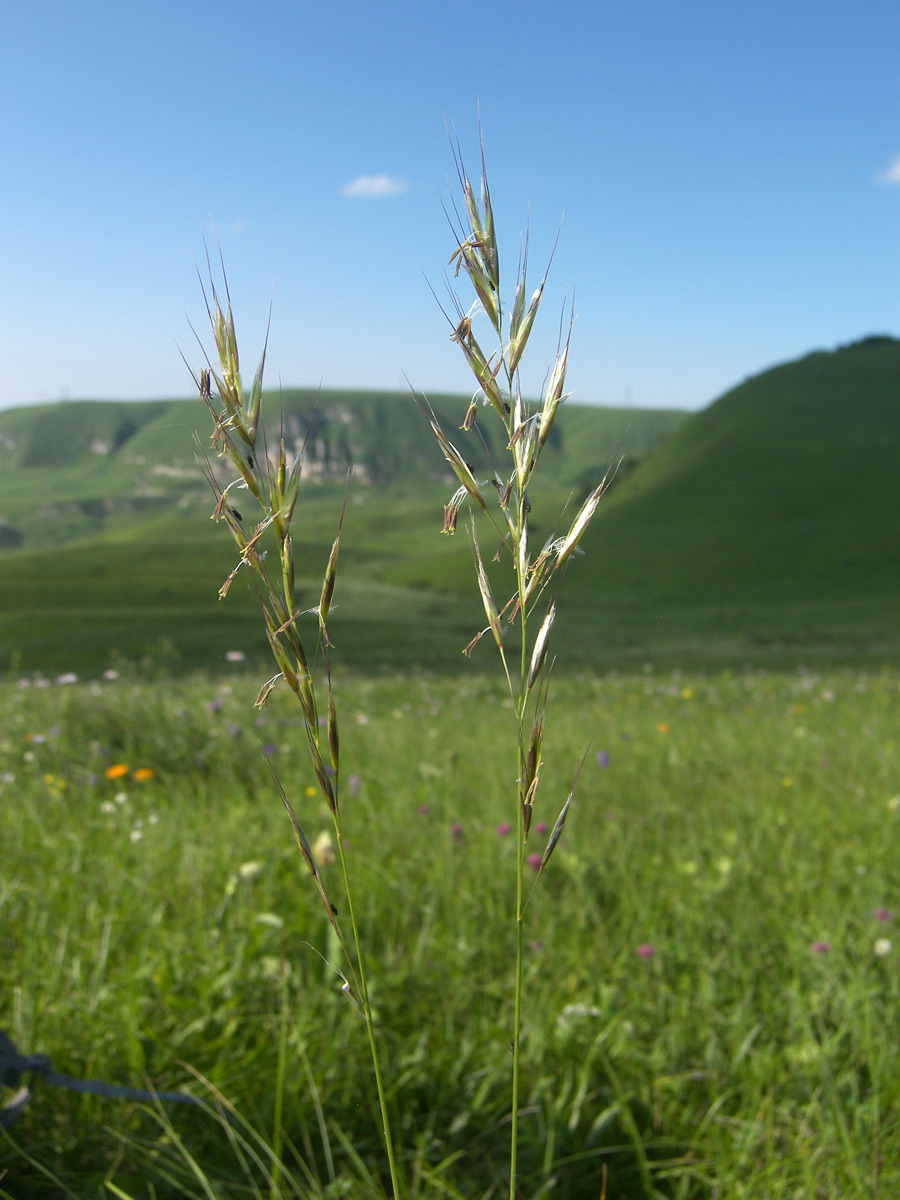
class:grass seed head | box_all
[527,601,557,691]
[327,686,339,777]
[555,469,614,570]
[472,532,503,650]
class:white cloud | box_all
[340,174,407,198]
[875,155,900,184]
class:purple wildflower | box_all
[873,907,893,924]
[636,944,656,958]
[810,940,831,954]
[597,750,609,767]
[497,822,511,836]
[528,852,542,872]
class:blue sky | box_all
[2,0,897,413]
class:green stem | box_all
[335,828,403,1199]
[510,807,526,1200]
[269,963,289,1200]
[510,462,530,1200]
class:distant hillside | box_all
[578,336,900,604]
[0,390,687,552]
[3,340,898,676]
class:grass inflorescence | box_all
[414,128,617,1197]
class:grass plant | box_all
[185,255,401,1196]
[413,131,616,1197]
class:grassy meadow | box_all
[3,663,900,1198]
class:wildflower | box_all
[636,944,656,958]
[27,734,46,745]
[114,792,128,805]
[56,673,78,685]
[596,750,609,767]
[207,697,224,712]
[810,940,831,953]
[497,822,511,836]
[528,852,542,872]
[451,822,464,840]
[874,938,892,957]
[355,712,369,725]
[227,723,241,738]
[873,907,893,924]
[132,768,155,782]
[304,785,317,797]
[348,774,360,797]
[129,828,144,843]
[100,801,116,815]
[238,860,264,881]
[103,669,119,680]
[535,820,548,835]
[105,763,129,780]
[225,650,245,662]
[655,722,670,734]
[782,776,793,788]
[418,803,430,815]
[262,743,276,757]
[888,796,900,812]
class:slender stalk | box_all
[269,965,289,1200]
[422,128,607,1198]
[190,262,402,1199]
[333,829,402,1197]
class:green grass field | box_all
[3,664,899,1198]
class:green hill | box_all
[2,338,898,677]
[0,390,686,673]
[0,390,684,551]
[578,336,900,604]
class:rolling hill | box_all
[579,335,900,603]
[1,337,897,676]
[0,390,686,674]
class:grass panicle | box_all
[189,253,401,1198]
[419,127,617,1199]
